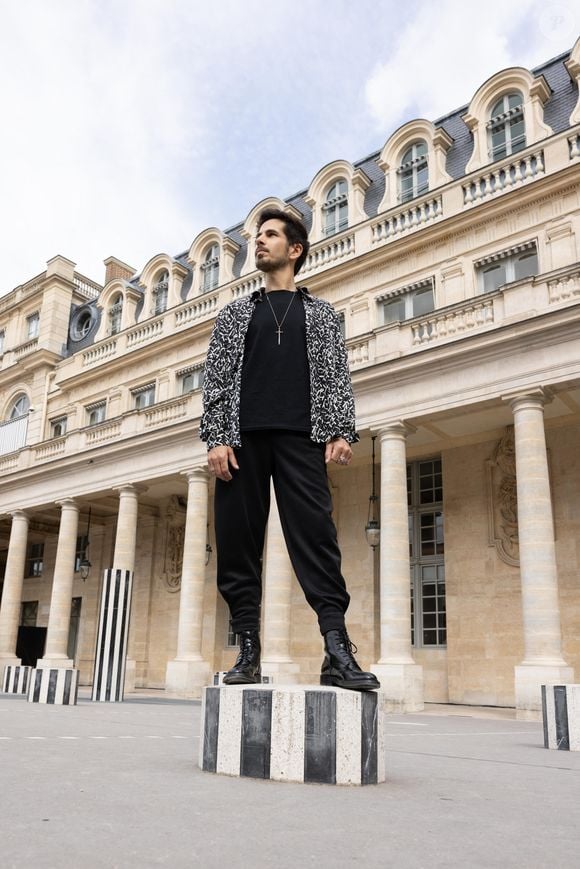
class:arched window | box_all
[488,92,525,161]
[109,293,123,335]
[398,141,429,203]
[201,245,220,293]
[153,270,169,314]
[8,394,30,420]
[322,179,348,237]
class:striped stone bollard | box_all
[199,684,385,785]
[212,672,272,685]
[92,569,133,702]
[28,668,79,705]
[2,665,33,695]
[542,684,580,750]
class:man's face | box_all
[255,219,299,273]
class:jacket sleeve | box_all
[199,307,236,449]
[329,307,359,444]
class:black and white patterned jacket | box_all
[200,287,358,449]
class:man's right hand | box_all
[207,445,239,482]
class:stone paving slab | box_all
[1,693,579,869]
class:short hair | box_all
[256,208,310,274]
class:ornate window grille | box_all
[322,179,348,237]
[109,295,123,335]
[398,141,429,203]
[201,245,220,293]
[488,92,526,161]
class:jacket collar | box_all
[250,286,311,304]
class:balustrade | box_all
[82,339,117,366]
[301,234,355,274]
[462,149,544,206]
[411,299,494,345]
[371,197,442,244]
[548,267,580,304]
[126,320,163,348]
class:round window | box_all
[71,307,96,341]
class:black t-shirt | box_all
[239,290,311,433]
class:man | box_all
[200,208,379,692]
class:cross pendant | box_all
[276,327,282,346]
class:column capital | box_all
[8,509,30,522]
[181,468,210,484]
[113,483,148,497]
[376,421,417,440]
[502,386,554,413]
[55,498,79,512]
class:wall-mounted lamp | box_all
[79,506,92,581]
[365,436,380,549]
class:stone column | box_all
[0,511,30,670]
[261,484,300,682]
[165,469,212,697]
[112,484,143,692]
[39,499,79,668]
[372,424,423,711]
[510,392,574,717]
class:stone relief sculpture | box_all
[486,425,519,566]
[163,495,185,591]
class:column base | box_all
[28,667,78,705]
[37,657,75,670]
[515,662,575,720]
[261,660,300,683]
[371,662,424,712]
[165,659,212,698]
[124,658,137,694]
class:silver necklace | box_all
[264,291,296,345]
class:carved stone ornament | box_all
[163,495,185,592]
[486,426,519,566]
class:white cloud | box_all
[364,0,577,130]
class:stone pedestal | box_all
[212,672,272,686]
[515,663,575,720]
[2,665,33,695]
[199,685,385,785]
[371,662,424,712]
[542,684,580,750]
[28,667,78,705]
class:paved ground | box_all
[1,690,579,869]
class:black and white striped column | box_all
[199,685,385,785]
[542,684,580,750]
[27,667,78,704]
[91,569,133,702]
[2,665,32,695]
[212,672,272,685]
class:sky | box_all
[0,0,578,295]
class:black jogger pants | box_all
[214,430,350,635]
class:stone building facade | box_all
[1,42,580,716]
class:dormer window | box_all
[488,92,525,161]
[109,294,123,335]
[323,179,348,237]
[8,393,30,420]
[201,245,219,293]
[153,270,169,314]
[26,312,40,340]
[0,329,5,354]
[398,141,428,203]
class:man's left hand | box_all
[325,438,352,466]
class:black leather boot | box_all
[320,629,380,691]
[223,629,261,685]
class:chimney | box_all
[104,256,136,285]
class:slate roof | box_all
[91,46,578,331]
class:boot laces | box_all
[235,635,255,666]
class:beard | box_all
[256,251,289,273]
